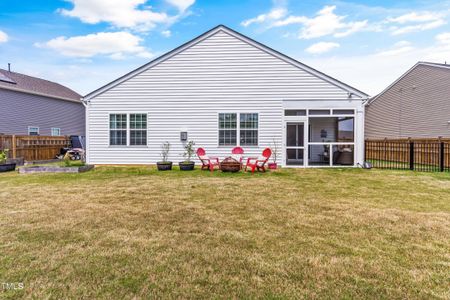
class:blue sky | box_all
[1,0,450,96]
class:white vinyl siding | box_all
[86,29,364,165]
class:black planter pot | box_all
[0,163,16,172]
[179,161,195,171]
[157,162,173,171]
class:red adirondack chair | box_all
[245,148,272,173]
[197,148,220,172]
[231,146,244,167]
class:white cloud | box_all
[166,0,195,12]
[436,32,450,44]
[386,11,447,35]
[241,7,287,27]
[59,0,174,31]
[161,30,172,37]
[305,42,340,54]
[375,41,415,57]
[35,32,153,59]
[390,20,446,35]
[387,12,443,24]
[271,5,369,39]
[334,20,368,38]
[0,30,8,43]
[305,32,450,96]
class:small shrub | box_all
[62,153,72,167]
[182,141,195,163]
[160,142,171,163]
[0,149,9,164]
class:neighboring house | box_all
[366,62,450,139]
[0,68,84,136]
[84,25,368,167]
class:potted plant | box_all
[157,142,173,171]
[268,138,279,169]
[0,149,16,172]
[179,141,195,171]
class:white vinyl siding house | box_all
[84,25,368,167]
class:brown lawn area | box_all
[0,167,449,299]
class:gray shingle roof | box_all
[0,68,81,102]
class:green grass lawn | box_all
[0,167,449,299]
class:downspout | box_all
[81,97,90,164]
[360,97,370,164]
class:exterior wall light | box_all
[180,131,188,141]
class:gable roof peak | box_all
[84,24,368,99]
[369,61,450,104]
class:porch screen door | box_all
[286,122,305,166]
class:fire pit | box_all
[220,157,241,172]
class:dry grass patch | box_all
[0,167,449,299]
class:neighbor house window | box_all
[28,126,39,136]
[51,128,61,136]
[240,113,258,146]
[219,113,237,146]
[130,114,147,146]
[109,114,127,145]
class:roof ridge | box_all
[0,68,81,101]
[0,68,77,90]
[418,61,450,68]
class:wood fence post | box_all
[409,138,414,171]
[439,137,445,172]
[12,135,17,159]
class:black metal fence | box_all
[365,139,450,172]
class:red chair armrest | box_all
[209,157,220,163]
[246,157,258,164]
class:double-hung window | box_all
[109,113,147,146]
[218,113,258,146]
[240,113,258,146]
[130,114,147,146]
[110,114,127,146]
[51,128,61,136]
[28,126,39,136]
[219,113,237,146]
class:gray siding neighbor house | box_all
[0,68,84,136]
[366,62,450,139]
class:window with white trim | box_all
[28,126,39,136]
[218,113,259,146]
[219,113,237,146]
[130,114,147,146]
[240,113,258,146]
[109,114,127,145]
[51,128,61,136]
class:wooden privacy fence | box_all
[365,138,450,172]
[0,135,70,161]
